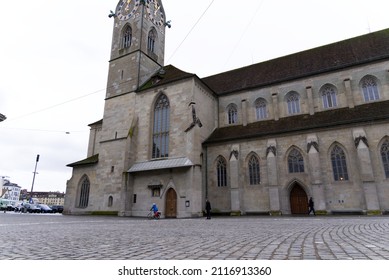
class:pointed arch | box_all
[152,93,170,159]
[330,143,349,181]
[165,188,177,218]
[246,153,260,185]
[78,175,90,208]
[216,156,227,187]
[380,137,389,178]
[288,180,309,214]
[122,24,132,48]
[147,28,157,53]
[227,103,238,124]
[287,147,304,173]
[320,83,338,109]
[254,98,268,120]
[286,91,300,115]
[360,75,380,102]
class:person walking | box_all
[205,199,212,219]
[308,197,316,216]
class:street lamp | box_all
[0,113,6,122]
[30,154,40,203]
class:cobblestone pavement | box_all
[1,212,389,260]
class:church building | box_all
[65,0,389,217]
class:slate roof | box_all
[67,154,99,168]
[204,100,389,145]
[88,119,103,127]
[138,65,197,92]
[128,157,194,173]
[202,28,389,95]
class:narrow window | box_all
[321,85,338,109]
[255,98,267,120]
[331,146,349,181]
[152,94,170,158]
[287,92,300,114]
[78,176,90,208]
[123,26,132,48]
[248,155,260,185]
[148,29,156,53]
[288,148,304,173]
[361,76,380,102]
[227,104,238,124]
[108,196,113,207]
[381,140,389,178]
[217,157,227,187]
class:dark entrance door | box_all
[290,184,308,214]
[165,188,177,218]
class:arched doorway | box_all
[165,188,177,218]
[290,183,308,214]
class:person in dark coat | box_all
[205,199,212,219]
[308,197,316,216]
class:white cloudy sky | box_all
[1,0,389,192]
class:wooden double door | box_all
[290,184,308,214]
[165,188,177,218]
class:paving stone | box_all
[1,213,389,259]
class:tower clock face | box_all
[117,0,140,21]
[146,0,165,27]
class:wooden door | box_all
[290,184,308,214]
[165,188,177,218]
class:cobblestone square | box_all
[1,213,389,260]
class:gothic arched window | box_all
[361,76,380,102]
[122,25,132,48]
[381,139,389,178]
[321,84,338,109]
[288,148,304,173]
[286,92,301,115]
[148,29,156,53]
[248,155,260,185]
[78,176,90,208]
[331,145,349,181]
[227,104,238,124]
[217,156,227,187]
[152,94,170,159]
[255,98,267,120]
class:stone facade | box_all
[65,0,389,217]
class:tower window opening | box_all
[123,26,132,48]
[148,29,156,53]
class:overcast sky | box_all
[1,0,389,193]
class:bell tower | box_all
[107,0,167,98]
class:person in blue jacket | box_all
[150,203,158,217]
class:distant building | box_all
[1,177,22,205]
[27,191,65,206]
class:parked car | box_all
[24,203,41,213]
[6,204,15,211]
[50,205,63,213]
[14,203,25,212]
[0,199,11,211]
[38,204,53,213]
